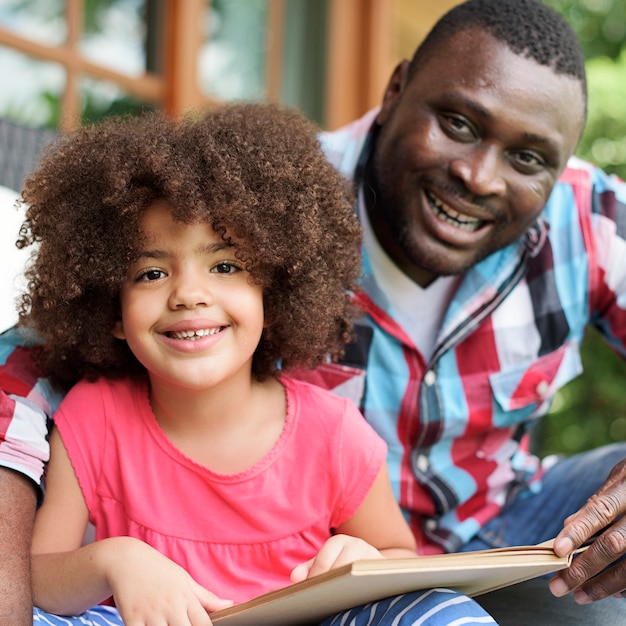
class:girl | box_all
[22,103,497,625]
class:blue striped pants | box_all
[33,589,497,625]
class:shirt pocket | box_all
[488,342,583,427]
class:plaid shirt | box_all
[309,109,626,553]
[0,327,62,491]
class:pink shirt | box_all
[54,375,386,603]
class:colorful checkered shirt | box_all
[0,327,62,491]
[308,109,626,553]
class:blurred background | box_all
[0,0,625,457]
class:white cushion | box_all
[0,185,30,332]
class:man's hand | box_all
[550,458,626,603]
[0,468,37,625]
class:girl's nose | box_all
[168,268,213,310]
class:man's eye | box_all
[512,150,546,172]
[441,114,474,139]
[212,262,240,274]
[137,269,165,282]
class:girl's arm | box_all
[291,463,417,582]
[32,427,232,621]
[31,426,103,613]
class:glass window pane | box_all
[79,0,147,78]
[280,0,327,125]
[199,0,267,101]
[0,46,64,129]
[80,76,154,125]
[0,0,66,47]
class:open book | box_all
[211,541,577,626]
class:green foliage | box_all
[537,0,626,458]
[541,328,626,456]
[576,50,626,180]
[544,0,626,60]
[544,0,626,179]
[12,89,148,131]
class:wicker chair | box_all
[0,117,56,192]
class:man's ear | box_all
[112,320,126,340]
[376,60,410,126]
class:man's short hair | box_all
[409,0,587,103]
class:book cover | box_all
[211,542,573,626]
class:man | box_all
[307,0,626,622]
[1,0,625,623]
[0,182,57,624]
[0,182,58,624]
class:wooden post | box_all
[60,0,83,131]
[162,0,206,118]
[324,0,392,130]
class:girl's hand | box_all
[290,534,384,583]
[107,538,233,626]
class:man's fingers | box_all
[551,517,626,598]
[555,466,626,557]
[573,558,626,603]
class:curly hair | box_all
[409,0,587,112]
[18,102,362,389]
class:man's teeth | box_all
[426,191,482,232]
[168,328,221,340]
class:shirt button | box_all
[424,370,436,386]
[415,454,429,473]
[536,380,550,397]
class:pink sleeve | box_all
[52,380,107,512]
[330,398,387,529]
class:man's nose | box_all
[449,145,506,197]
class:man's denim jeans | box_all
[461,442,626,625]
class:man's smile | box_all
[424,189,485,233]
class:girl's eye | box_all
[212,262,241,275]
[137,268,166,282]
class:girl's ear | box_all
[112,320,126,340]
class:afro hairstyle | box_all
[18,102,362,388]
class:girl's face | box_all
[113,200,264,393]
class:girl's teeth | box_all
[168,328,221,340]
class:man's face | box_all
[367,28,586,287]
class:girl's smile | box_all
[157,320,228,352]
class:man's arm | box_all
[0,328,59,621]
[549,163,626,603]
[0,467,36,624]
